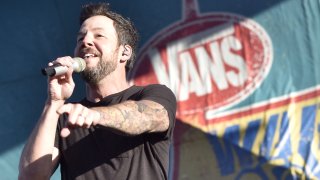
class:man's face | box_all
[74,15,120,84]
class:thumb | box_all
[57,103,73,115]
[60,127,71,138]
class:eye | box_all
[77,36,84,42]
[96,34,106,38]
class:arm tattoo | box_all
[137,102,147,113]
[96,100,169,136]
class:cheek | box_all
[74,46,80,57]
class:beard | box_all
[80,56,117,85]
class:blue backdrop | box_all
[1,0,319,179]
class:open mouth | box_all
[83,53,98,60]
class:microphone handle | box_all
[41,64,66,77]
[41,58,85,77]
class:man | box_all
[19,3,176,180]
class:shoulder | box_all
[140,84,174,94]
[137,84,176,111]
[137,84,175,99]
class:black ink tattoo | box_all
[96,100,169,136]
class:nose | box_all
[81,34,94,47]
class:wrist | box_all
[45,98,65,107]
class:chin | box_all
[85,62,98,69]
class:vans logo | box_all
[130,0,273,124]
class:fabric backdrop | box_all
[1,0,319,179]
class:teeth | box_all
[84,54,95,59]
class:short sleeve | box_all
[139,84,177,138]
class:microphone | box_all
[41,57,86,77]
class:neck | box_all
[85,72,131,103]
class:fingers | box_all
[48,56,73,68]
[48,56,74,79]
[57,103,101,137]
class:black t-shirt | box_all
[55,84,176,180]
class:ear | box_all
[120,44,132,63]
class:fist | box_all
[57,103,101,137]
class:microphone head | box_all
[73,57,86,72]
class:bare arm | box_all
[57,99,170,137]
[19,57,76,179]
[94,100,169,135]
[18,101,62,180]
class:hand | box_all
[57,103,101,137]
[47,56,76,103]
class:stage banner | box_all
[1,0,320,179]
[129,0,320,179]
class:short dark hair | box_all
[79,3,139,74]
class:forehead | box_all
[79,15,116,34]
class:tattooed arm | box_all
[94,100,169,135]
[57,100,170,137]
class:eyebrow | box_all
[77,27,106,36]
